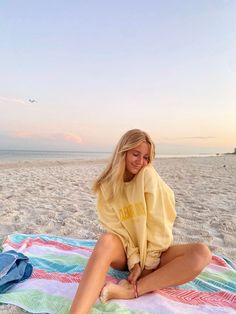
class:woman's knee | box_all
[96,232,123,253]
[189,243,212,271]
[94,233,126,267]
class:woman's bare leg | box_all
[137,243,212,295]
[102,243,212,301]
[69,232,127,314]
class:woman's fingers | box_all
[140,268,153,279]
[128,263,142,284]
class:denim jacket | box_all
[0,250,33,293]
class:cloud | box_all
[63,132,82,144]
[182,136,216,140]
[160,136,216,141]
[0,96,28,106]
[14,131,36,139]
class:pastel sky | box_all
[0,1,235,154]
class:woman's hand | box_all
[128,263,142,284]
[139,268,153,279]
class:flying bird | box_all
[28,99,37,103]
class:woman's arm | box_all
[144,167,176,270]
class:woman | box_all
[69,129,211,314]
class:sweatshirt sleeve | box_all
[144,166,176,270]
[97,190,140,271]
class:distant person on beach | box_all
[69,129,212,314]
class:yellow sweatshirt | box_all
[97,164,176,271]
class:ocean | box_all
[0,150,217,162]
[0,150,111,162]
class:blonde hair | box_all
[93,129,156,200]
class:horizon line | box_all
[0,148,229,156]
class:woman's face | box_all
[124,142,150,181]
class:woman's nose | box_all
[136,156,142,164]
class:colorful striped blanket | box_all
[0,234,235,314]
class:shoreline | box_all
[0,153,228,169]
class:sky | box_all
[0,0,235,154]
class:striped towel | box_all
[0,234,235,314]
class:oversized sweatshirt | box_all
[97,164,176,271]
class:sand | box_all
[0,155,235,313]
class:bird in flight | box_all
[28,99,37,103]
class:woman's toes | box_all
[118,279,129,287]
[100,283,111,303]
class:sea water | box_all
[0,150,217,162]
[0,150,111,162]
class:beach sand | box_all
[0,155,235,313]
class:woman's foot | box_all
[100,279,135,303]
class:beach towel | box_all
[0,234,235,314]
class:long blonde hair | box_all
[93,129,156,200]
